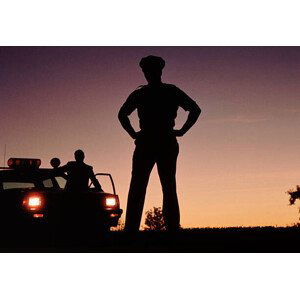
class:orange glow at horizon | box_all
[1,46,300,228]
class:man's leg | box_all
[125,146,155,232]
[157,142,180,231]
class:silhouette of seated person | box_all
[118,55,201,232]
[58,150,102,192]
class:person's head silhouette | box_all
[50,157,61,168]
[74,149,85,163]
[139,55,165,85]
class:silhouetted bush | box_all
[144,207,166,231]
[111,218,125,231]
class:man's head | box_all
[139,55,165,84]
[74,149,85,162]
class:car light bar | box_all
[8,158,41,169]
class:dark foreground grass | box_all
[1,226,300,253]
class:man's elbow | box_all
[118,110,123,121]
[192,104,201,118]
[118,110,127,123]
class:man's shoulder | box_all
[67,161,92,169]
[163,83,180,92]
[129,85,147,96]
[66,161,75,166]
[83,163,93,170]
[163,83,177,88]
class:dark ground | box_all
[1,226,300,253]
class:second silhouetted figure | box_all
[118,55,201,232]
[59,149,102,192]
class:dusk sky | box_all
[1,46,300,228]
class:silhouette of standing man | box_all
[118,56,201,232]
[59,149,102,192]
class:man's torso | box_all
[133,83,181,135]
[65,161,92,191]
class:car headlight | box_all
[28,196,42,207]
[23,193,43,211]
[105,197,116,207]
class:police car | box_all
[0,158,123,240]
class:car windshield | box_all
[0,169,66,191]
[0,171,104,191]
[2,181,35,190]
[54,176,67,189]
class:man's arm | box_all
[52,163,69,177]
[118,92,139,139]
[174,87,201,136]
[89,168,103,192]
[58,164,69,172]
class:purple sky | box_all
[1,46,300,227]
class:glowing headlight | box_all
[28,197,41,207]
[105,197,116,207]
[23,194,43,211]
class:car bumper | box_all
[102,208,123,226]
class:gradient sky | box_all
[1,46,300,228]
